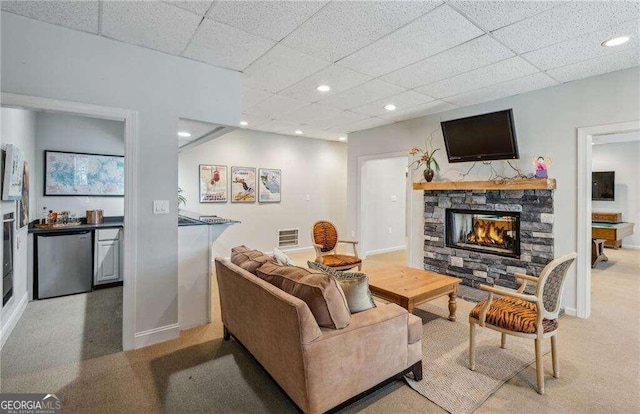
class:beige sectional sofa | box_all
[215,253,423,414]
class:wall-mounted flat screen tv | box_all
[441,109,519,163]
[592,171,615,201]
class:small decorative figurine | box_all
[532,156,552,179]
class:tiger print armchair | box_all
[311,220,362,271]
[468,252,577,395]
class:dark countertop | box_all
[178,211,240,227]
[28,217,124,234]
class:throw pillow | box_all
[256,262,351,329]
[273,247,295,266]
[307,261,376,313]
[230,245,273,275]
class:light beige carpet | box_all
[406,304,550,414]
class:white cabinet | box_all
[94,228,122,285]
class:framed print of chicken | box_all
[258,168,281,203]
[199,164,228,203]
[231,166,256,203]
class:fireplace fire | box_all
[446,209,520,258]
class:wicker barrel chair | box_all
[468,252,577,394]
[311,220,362,271]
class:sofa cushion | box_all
[257,262,351,329]
[231,245,273,275]
[407,313,423,344]
[308,261,376,314]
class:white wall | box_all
[592,140,640,248]
[347,67,640,313]
[35,112,125,218]
[179,129,347,255]
[0,107,36,347]
[361,157,407,255]
[1,12,240,345]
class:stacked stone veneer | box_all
[423,189,554,290]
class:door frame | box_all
[357,151,411,264]
[576,120,639,319]
[1,92,139,350]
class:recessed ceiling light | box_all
[384,104,397,111]
[338,136,347,141]
[239,120,248,126]
[602,36,630,47]
[178,131,191,138]
[317,85,331,92]
[295,130,303,135]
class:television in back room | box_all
[592,171,615,201]
[441,109,519,163]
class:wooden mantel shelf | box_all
[413,178,556,191]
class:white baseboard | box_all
[134,323,180,349]
[563,307,577,317]
[1,292,28,349]
[365,245,406,257]
[621,244,640,250]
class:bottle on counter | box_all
[41,207,49,225]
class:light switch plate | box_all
[391,195,398,202]
[153,200,170,215]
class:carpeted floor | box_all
[1,248,638,413]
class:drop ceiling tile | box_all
[184,19,275,71]
[279,65,372,102]
[318,79,405,110]
[378,100,458,121]
[254,119,304,134]
[380,36,514,89]
[416,57,539,99]
[1,0,99,33]
[546,49,640,84]
[243,94,309,119]
[208,1,328,42]
[351,91,434,117]
[164,1,213,16]
[492,1,640,54]
[338,5,483,77]
[102,2,201,55]
[450,0,567,31]
[339,117,395,133]
[297,128,345,141]
[281,1,442,62]
[238,113,271,128]
[243,45,329,93]
[306,111,370,130]
[444,72,558,107]
[277,103,345,124]
[241,87,273,111]
[523,19,639,70]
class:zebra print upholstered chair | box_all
[311,220,362,271]
[468,252,577,394]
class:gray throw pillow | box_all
[308,261,376,313]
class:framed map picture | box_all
[44,150,124,196]
[231,166,256,203]
[199,165,227,203]
[258,168,281,203]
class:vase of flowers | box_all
[409,139,440,183]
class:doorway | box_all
[576,120,640,318]
[1,92,138,350]
[359,154,410,263]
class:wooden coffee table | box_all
[365,265,462,321]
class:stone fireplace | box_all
[421,184,555,290]
[446,209,520,258]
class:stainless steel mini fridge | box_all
[36,231,93,299]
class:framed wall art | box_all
[199,164,228,203]
[2,144,25,201]
[258,168,281,203]
[44,150,124,197]
[231,166,256,203]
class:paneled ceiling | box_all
[3,1,639,141]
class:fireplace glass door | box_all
[446,209,520,258]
